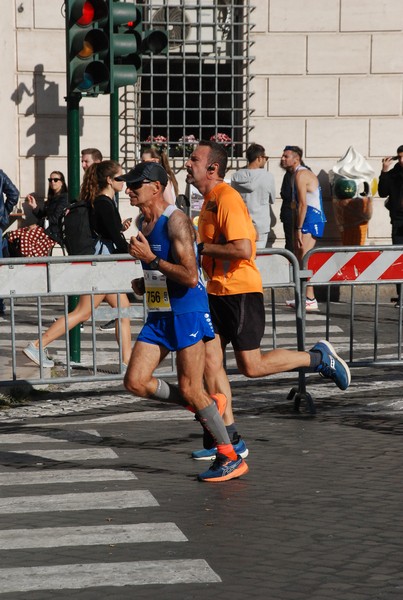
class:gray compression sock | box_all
[197,403,231,446]
[151,379,187,407]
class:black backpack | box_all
[61,201,96,255]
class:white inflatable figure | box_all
[329,146,377,245]
[329,146,376,198]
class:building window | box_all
[124,0,254,169]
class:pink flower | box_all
[144,135,168,150]
[210,133,232,147]
[179,134,199,145]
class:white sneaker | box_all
[285,298,319,311]
[23,342,54,368]
[99,319,116,332]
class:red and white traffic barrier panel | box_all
[308,250,403,284]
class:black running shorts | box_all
[208,292,265,351]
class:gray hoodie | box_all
[231,168,276,235]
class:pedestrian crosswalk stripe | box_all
[0,468,137,486]
[0,430,101,444]
[0,490,159,514]
[10,448,118,460]
[73,409,193,423]
[0,523,187,549]
[22,409,194,427]
[0,560,221,592]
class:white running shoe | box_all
[285,298,319,312]
[23,342,54,368]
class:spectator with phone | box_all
[7,171,68,257]
[378,146,403,307]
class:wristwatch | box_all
[148,256,161,270]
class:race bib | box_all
[144,270,171,312]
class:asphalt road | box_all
[1,292,403,598]
[0,360,403,599]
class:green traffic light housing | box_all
[110,1,168,88]
[141,29,168,54]
[66,0,169,96]
[66,0,111,96]
[109,2,141,89]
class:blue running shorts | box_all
[137,311,215,351]
[301,221,325,239]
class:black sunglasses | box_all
[127,180,153,190]
[48,177,62,182]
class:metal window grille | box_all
[121,0,255,171]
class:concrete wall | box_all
[2,0,403,246]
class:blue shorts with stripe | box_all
[301,220,325,238]
[137,311,215,351]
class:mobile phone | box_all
[392,156,398,160]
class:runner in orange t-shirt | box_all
[185,141,351,468]
[198,181,262,296]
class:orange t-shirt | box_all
[198,182,263,295]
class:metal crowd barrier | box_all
[0,254,143,387]
[303,245,403,367]
[256,248,315,413]
[1,250,311,410]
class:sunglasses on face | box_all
[126,180,153,191]
[48,178,62,182]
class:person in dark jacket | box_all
[280,170,294,253]
[26,171,68,244]
[0,169,19,315]
[378,145,403,306]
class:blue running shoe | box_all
[311,340,351,390]
[192,437,249,461]
[198,453,249,483]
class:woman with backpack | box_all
[85,160,132,254]
[23,161,132,369]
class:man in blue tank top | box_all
[116,162,249,483]
[281,146,326,311]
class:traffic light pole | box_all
[67,93,82,363]
[110,90,120,207]
[110,91,119,162]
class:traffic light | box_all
[110,2,168,89]
[109,1,141,89]
[66,0,110,96]
[66,0,168,96]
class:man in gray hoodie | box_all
[231,143,276,248]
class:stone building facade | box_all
[1,0,403,245]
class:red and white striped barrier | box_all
[308,249,403,284]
